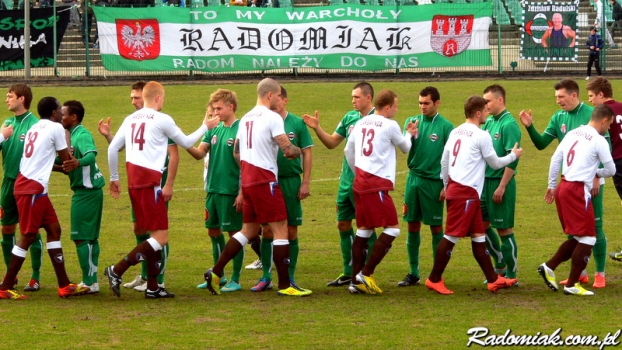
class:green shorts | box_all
[402,173,444,226]
[481,177,516,229]
[205,192,243,232]
[336,180,355,222]
[593,184,604,228]
[279,176,302,226]
[0,177,18,226]
[70,188,103,241]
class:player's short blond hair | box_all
[209,89,238,112]
[143,81,165,102]
[257,78,280,98]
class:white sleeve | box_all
[108,121,127,182]
[484,153,517,170]
[270,114,286,138]
[596,137,616,178]
[344,131,356,173]
[548,145,563,189]
[164,116,208,149]
[390,122,411,154]
[440,147,449,187]
[53,125,68,151]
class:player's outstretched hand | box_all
[204,111,220,130]
[544,188,555,204]
[62,154,80,173]
[406,119,419,138]
[511,142,523,159]
[98,117,111,137]
[302,110,320,129]
[109,180,121,199]
[518,110,532,127]
[1,123,13,140]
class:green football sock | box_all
[157,243,169,284]
[231,245,244,283]
[260,237,273,280]
[136,233,150,279]
[210,234,226,265]
[76,241,91,285]
[500,233,518,279]
[366,231,377,263]
[339,228,354,276]
[485,227,505,270]
[432,231,443,259]
[90,239,100,284]
[406,231,421,277]
[594,226,607,273]
[0,233,14,270]
[288,238,299,281]
[29,234,42,281]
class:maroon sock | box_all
[249,235,261,259]
[472,240,498,283]
[212,237,243,277]
[114,241,156,277]
[272,243,291,290]
[362,233,395,276]
[566,243,593,286]
[351,236,369,279]
[0,254,25,290]
[547,238,578,270]
[429,237,455,283]
[146,250,161,291]
[48,247,70,288]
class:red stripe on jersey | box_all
[126,162,162,189]
[14,174,45,195]
[353,167,393,193]
[240,160,277,187]
[446,177,478,200]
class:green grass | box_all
[2,80,622,348]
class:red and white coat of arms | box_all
[430,15,474,58]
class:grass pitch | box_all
[1,79,622,348]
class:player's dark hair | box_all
[586,77,613,98]
[483,84,506,103]
[554,79,580,96]
[8,83,33,110]
[419,86,440,102]
[464,95,487,118]
[132,81,146,91]
[353,82,374,98]
[592,104,614,122]
[37,97,59,120]
[280,86,288,99]
[63,100,85,123]
[375,89,397,110]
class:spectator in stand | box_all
[594,0,615,47]
[610,0,622,44]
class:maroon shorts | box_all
[242,182,287,224]
[445,198,484,238]
[16,194,58,234]
[555,180,595,237]
[129,186,168,231]
[353,190,398,229]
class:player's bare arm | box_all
[98,117,114,144]
[186,142,210,160]
[302,110,344,149]
[61,154,80,173]
[519,110,533,127]
[274,134,301,159]
[161,144,179,202]
[299,147,312,200]
[493,167,515,204]
[233,138,240,165]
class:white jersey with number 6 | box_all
[236,105,285,187]
[548,125,614,190]
[17,119,67,194]
[344,114,411,193]
[108,107,207,189]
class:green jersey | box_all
[335,108,374,185]
[403,113,453,180]
[203,119,240,196]
[277,112,313,178]
[1,111,38,180]
[161,138,174,187]
[482,110,522,178]
[544,102,594,142]
[68,124,105,190]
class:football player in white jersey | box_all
[0,97,88,300]
[426,96,522,295]
[538,104,615,296]
[343,89,418,295]
[203,78,313,297]
[105,81,219,299]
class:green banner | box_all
[520,1,579,61]
[94,3,493,72]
